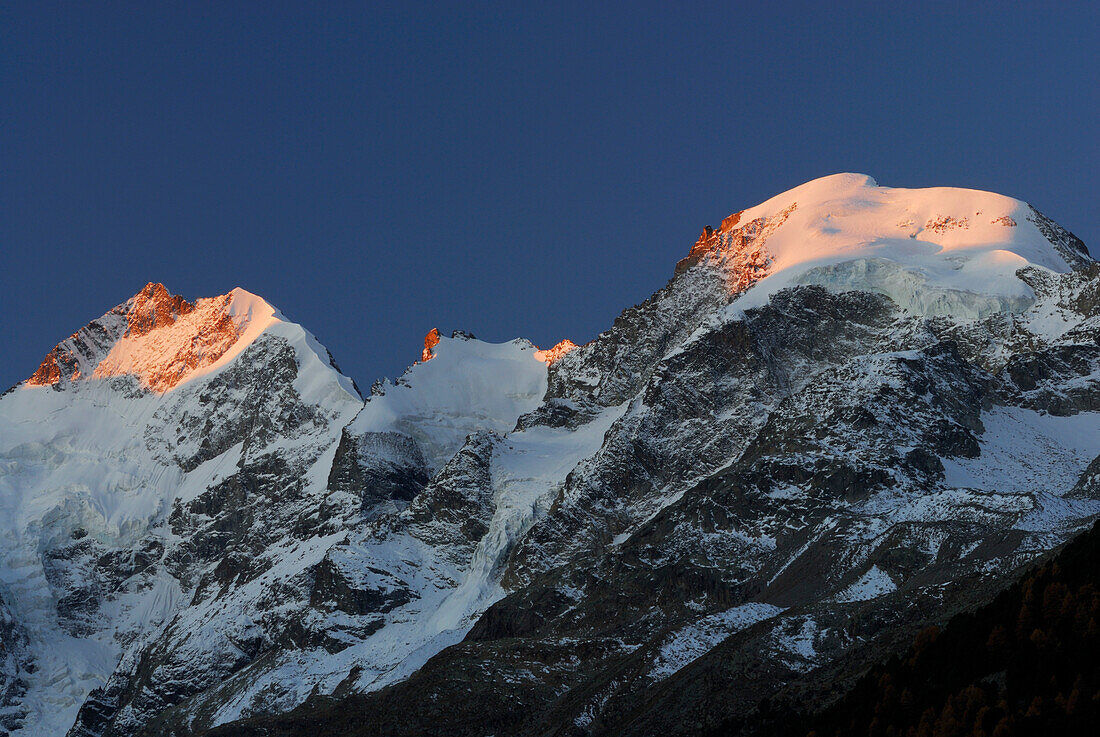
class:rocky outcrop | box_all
[673,204,795,292]
[325,429,429,514]
[534,339,578,365]
[421,328,440,362]
[120,283,195,338]
[0,595,30,734]
[1027,206,1093,270]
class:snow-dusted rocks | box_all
[2,174,1099,737]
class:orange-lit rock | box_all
[675,203,796,295]
[719,211,743,232]
[26,352,63,387]
[125,282,195,337]
[673,210,753,276]
[422,328,441,362]
[25,284,253,393]
[675,225,721,275]
[91,294,243,392]
[925,215,970,234]
[534,339,578,365]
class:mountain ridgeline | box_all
[1,174,1099,737]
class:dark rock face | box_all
[507,287,901,589]
[309,556,410,617]
[1027,206,1093,270]
[325,429,429,513]
[43,536,166,638]
[545,263,727,410]
[998,344,1100,415]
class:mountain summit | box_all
[679,173,1092,316]
[23,283,359,396]
[2,176,1100,737]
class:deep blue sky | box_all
[2,2,1098,391]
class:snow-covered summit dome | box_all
[683,173,1092,319]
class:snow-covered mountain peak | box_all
[5,175,1100,737]
[683,173,1092,318]
[21,284,312,394]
